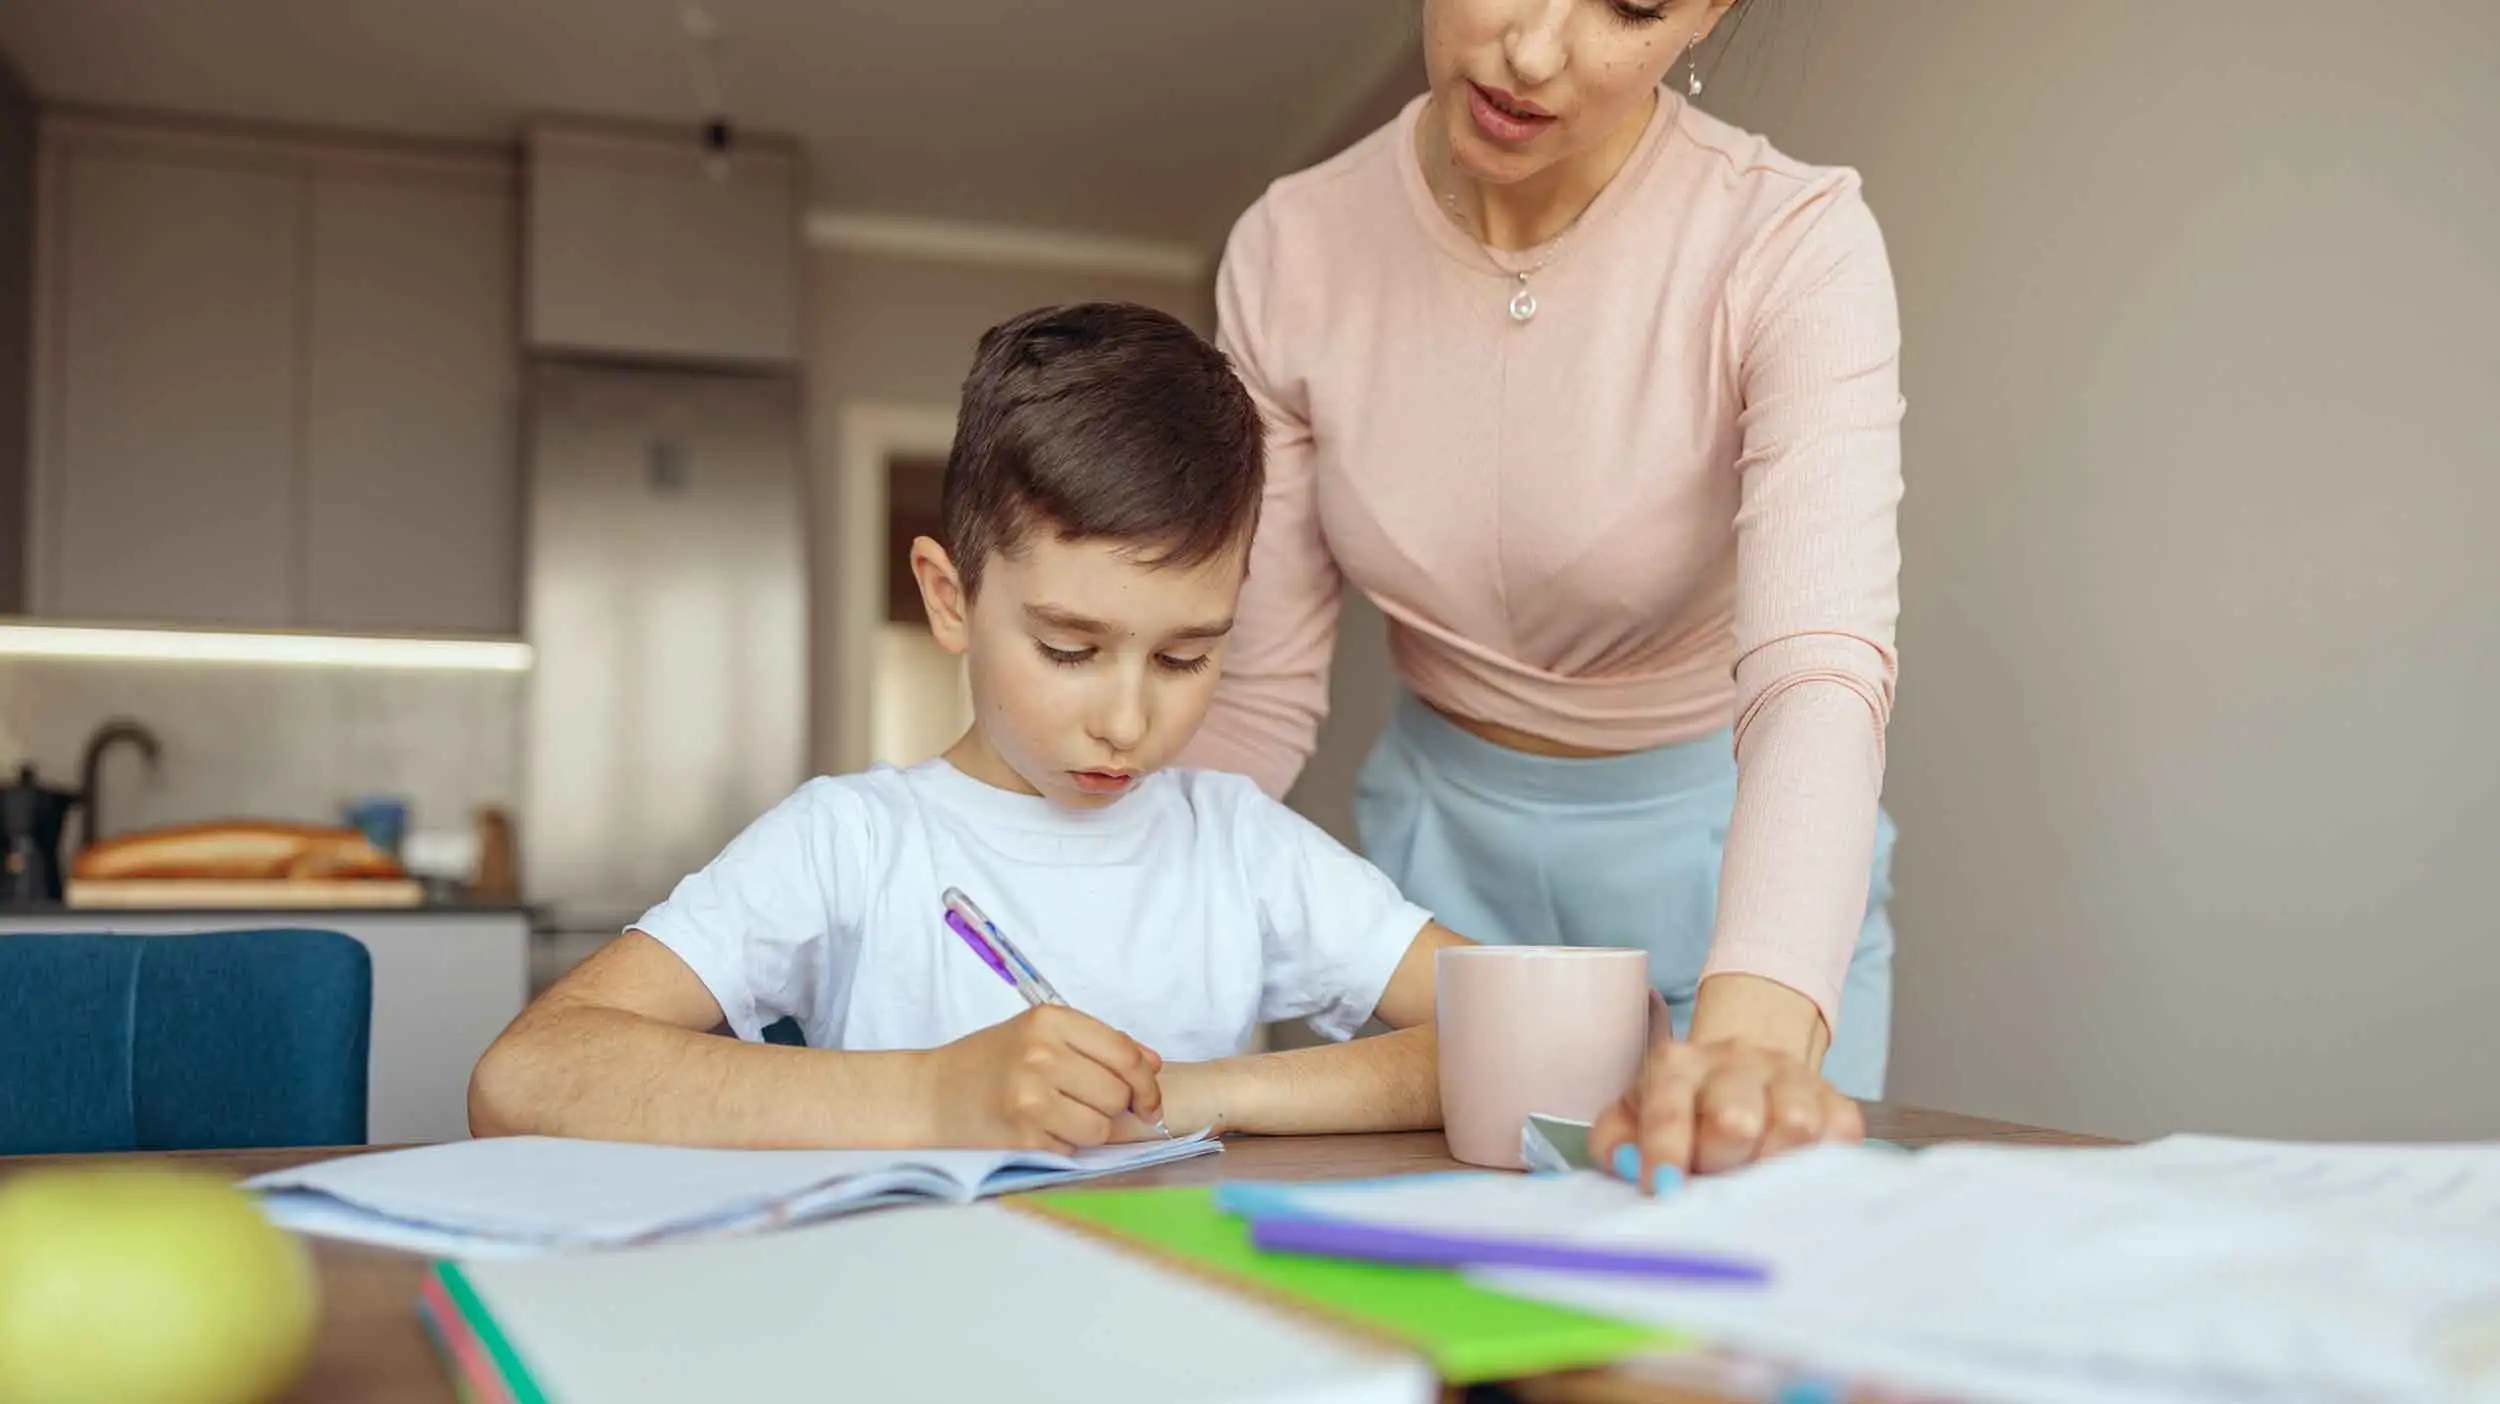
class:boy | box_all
[469,302,1470,1151]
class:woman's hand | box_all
[1587,1037,1864,1191]
[1586,974,1863,1190]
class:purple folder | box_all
[1245,1214,1771,1285]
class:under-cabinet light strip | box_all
[0,623,534,672]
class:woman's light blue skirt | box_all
[1354,690,1896,1100]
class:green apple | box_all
[0,1164,318,1404]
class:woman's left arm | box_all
[1593,173,1906,1185]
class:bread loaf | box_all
[73,821,406,882]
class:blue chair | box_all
[0,928,371,1156]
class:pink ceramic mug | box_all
[1436,945,1652,1169]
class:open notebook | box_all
[419,1202,1436,1404]
[247,1130,1219,1257]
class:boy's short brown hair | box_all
[942,302,1264,596]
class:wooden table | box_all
[0,1104,2114,1403]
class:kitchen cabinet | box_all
[1,63,38,616]
[524,124,801,368]
[0,908,531,1145]
[302,158,521,635]
[41,140,302,626]
[27,115,522,635]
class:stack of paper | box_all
[1467,1135,2500,1403]
[419,1201,1437,1404]
[247,1130,1219,1257]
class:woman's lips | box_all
[1467,80,1557,145]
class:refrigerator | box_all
[520,362,809,941]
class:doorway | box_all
[874,451,971,767]
[833,403,969,773]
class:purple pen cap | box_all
[943,908,1018,987]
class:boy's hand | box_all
[1108,1061,1229,1143]
[922,1006,1164,1152]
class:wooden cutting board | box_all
[65,878,427,909]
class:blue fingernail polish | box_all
[1775,1379,1842,1404]
[1611,1144,1642,1182]
[1650,1163,1684,1196]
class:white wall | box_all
[1697,1,2500,1140]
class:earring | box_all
[1684,33,1704,98]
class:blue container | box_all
[343,797,409,858]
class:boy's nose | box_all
[1090,682,1149,754]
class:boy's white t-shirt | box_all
[632,759,1434,1062]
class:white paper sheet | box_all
[1474,1137,2500,1403]
[2033,1133,2500,1240]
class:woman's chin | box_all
[1443,110,1558,186]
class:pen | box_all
[941,886,1168,1138]
[1245,1216,1773,1286]
[945,887,1063,1006]
[942,901,1019,991]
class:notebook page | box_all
[974,1127,1222,1190]
[247,1137,982,1245]
[250,1130,1221,1251]
[253,1190,552,1260]
[771,1131,1221,1226]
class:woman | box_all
[1180,0,1900,1183]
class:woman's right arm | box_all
[1178,199,1345,799]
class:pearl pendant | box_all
[1508,276,1537,324]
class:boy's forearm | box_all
[1164,1024,1442,1137]
[468,1003,935,1149]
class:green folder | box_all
[1026,1185,1683,1384]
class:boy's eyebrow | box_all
[1025,604,1234,642]
[1025,604,1113,635]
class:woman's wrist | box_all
[1687,973,1830,1069]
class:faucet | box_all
[77,717,162,852]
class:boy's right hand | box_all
[922,1006,1164,1152]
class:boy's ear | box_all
[910,537,972,654]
